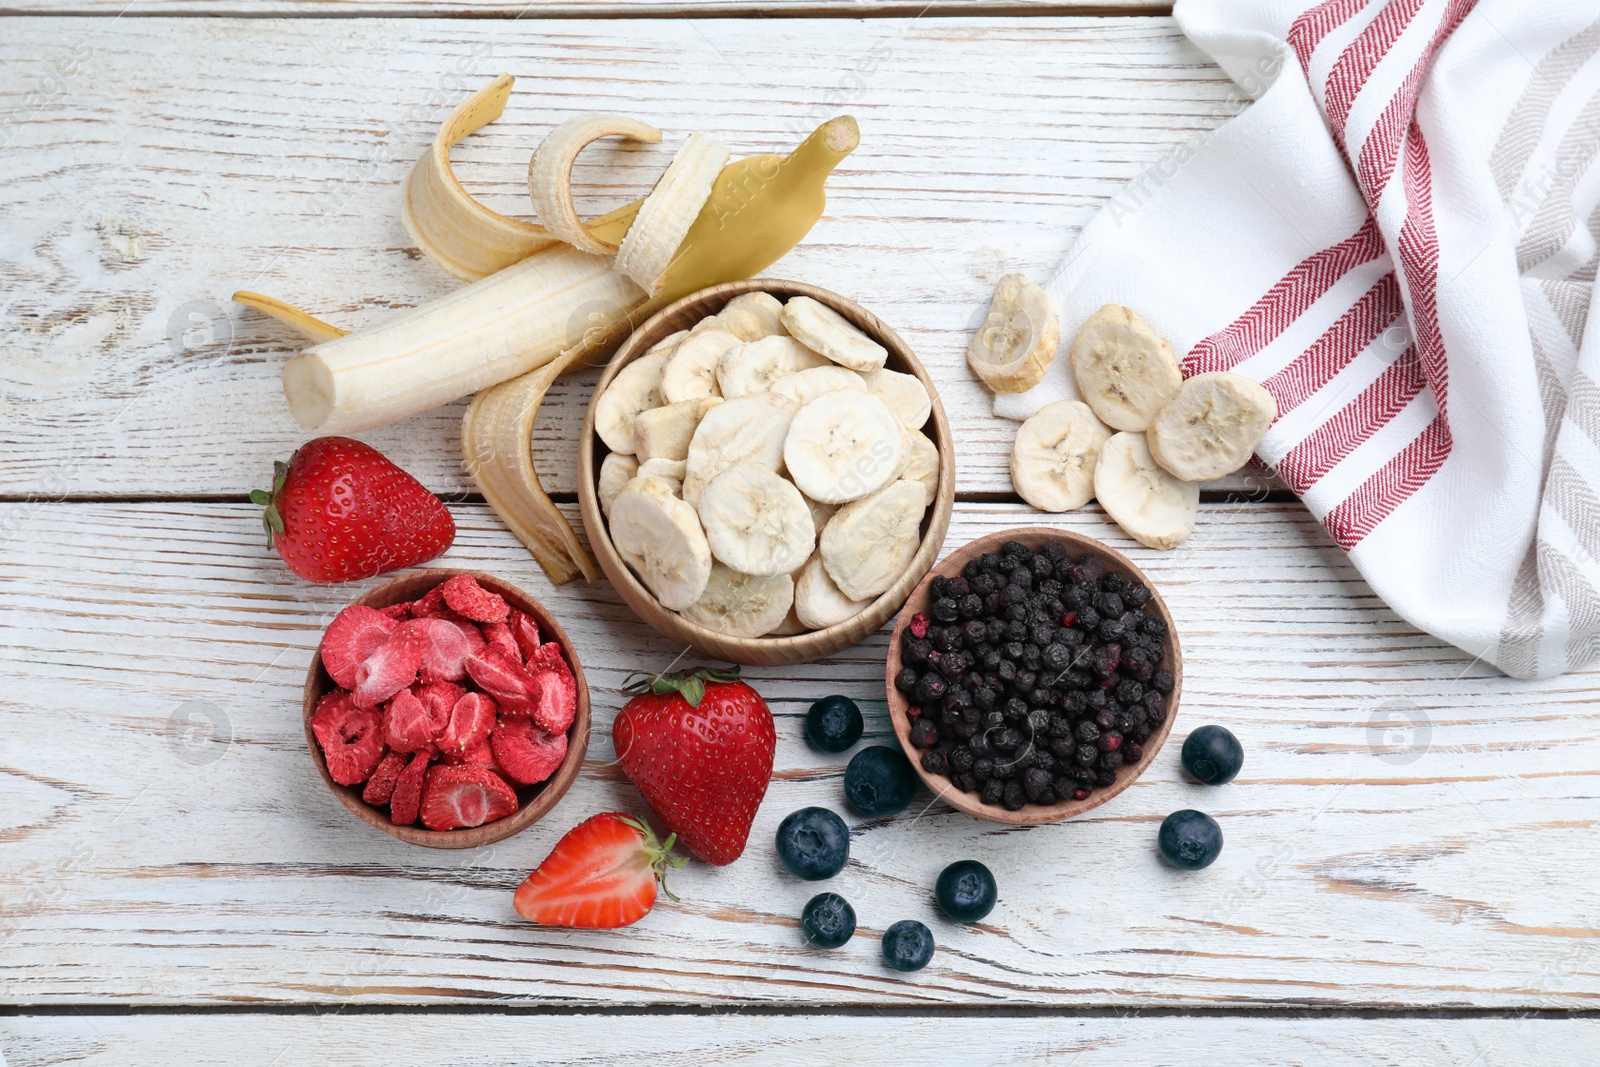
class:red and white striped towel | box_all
[997,0,1600,678]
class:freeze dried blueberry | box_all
[914,674,947,704]
[1097,731,1122,753]
[1100,572,1124,592]
[1095,708,1117,731]
[1074,745,1098,766]
[1002,541,1031,559]
[932,597,959,623]
[1094,593,1124,617]
[1023,768,1055,803]
[1002,780,1027,810]
[1077,608,1102,632]
[910,717,940,749]
[1124,742,1144,763]
[981,778,1005,805]
[948,576,970,598]
[958,594,983,619]
[1098,619,1126,642]
[1152,670,1175,693]
[895,668,920,695]
[1075,721,1100,745]
[1049,736,1076,758]
[930,576,951,599]
[1141,616,1168,638]
[1115,679,1144,704]
[921,748,949,776]
[903,637,933,667]
[1125,584,1151,608]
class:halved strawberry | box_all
[320,605,398,690]
[419,764,518,831]
[437,691,496,759]
[508,610,542,661]
[413,615,484,682]
[492,716,568,786]
[351,625,422,708]
[362,750,407,805]
[480,620,521,663]
[310,690,387,786]
[512,813,684,928]
[439,574,510,624]
[524,644,578,734]
[389,749,432,826]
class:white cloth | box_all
[999,0,1600,678]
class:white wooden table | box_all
[2,4,1598,1064]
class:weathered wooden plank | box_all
[0,16,1245,499]
[2,500,1597,1007]
[0,1013,1591,1066]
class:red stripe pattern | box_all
[1262,272,1404,412]
[1323,0,1426,141]
[1288,0,1374,76]
[1323,413,1452,548]
[1276,344,1426,490]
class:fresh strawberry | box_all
[512,813,684,928]
[524,644,578,734]
[438,574,509,623]
[351,626,422,708]
[389,749,432,826]
[310,690,388,786]
[362,750,408,805]
[412,615,483,683]
[436,691,496,759]
[419,764,518,831]
[612,667,774,866]
[251,436,454,584]
[320,605,399,689]
[492,716,568,786]
[508,610,542,661]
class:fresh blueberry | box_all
[844,745,918,817]
[1158,809,1224,870]
[775,806,850,880]
[881,919,935,971]
[800,892,856,948]
[935,860,997,922]
[1181,725,1244,785]
[805,695,864,753]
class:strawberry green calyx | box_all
[621,665,742,708]
[249,459,291,545]
[619,814,688,900]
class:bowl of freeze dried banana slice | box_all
[579,279,955,666]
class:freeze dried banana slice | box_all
[645,329,689,359]
[1070,304,1182,431]
[1093,432,1198,551]
[863,367,932,430]
[708,307,779,343]
[528,113,663,257]
[682,392,799,507]
[716,335,830,398]
[637,457,687,486]
[780,296,887,373]
[769,607,809,636]
[801,493,838,535]
[1010,399,1111,513]
[1147,372,1277,482]
[698,464,816,577]
[771,365,867,407]
[784,391,907,504]
[614,132,730,294]
[722,292,786,337]
[597,452,638,519]
[967,273,1059,393]
[595,350,669,455]
[821,480,926,601]
[679,564,795,638]
[634,396,722,463]
[611,475,713,609]
[660,327,740,405]
[794,552,871,630]
[902,432,940,507]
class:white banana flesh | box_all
[682,392,798,507]
[780,296,887,372]
[660,327,739,405]
[722,291,785,337]
[1147,371,1277,482]
[597,452,638,519]
[678,564,795,638]
[633,396,721,463]
[794,552,871,630]
[697,464,816,577]
[783,390,906,504]
[716,335,829,398]
[614,132,730,294]
[771,365,867,407]
[595,349,669,455]
[862,367,932,429]
[610,474,713,609]
[1069,303,1182,432]
[967,273,1059,393]
[1093,432,1198,550]
[1010,399,1111,513]
[901,432,941,507]
[820,479,926,601]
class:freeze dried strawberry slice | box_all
[412,615,484,682]
[419,764,518,831]
[310,690,387,786]
[351,625,422,708]
[491,716,569,786]
[320,605,398,690]
[390,749,432,826]
[412,583,451,617]
[465,647,540,717]
[439,574,510,624]
[361,750,407,805]
[508,610,542,661]
[384,684,452,753]
[437,691,496,759]
[378,602,412,621]
[524,643,578,735]
[443,731,496,768]
[480,620,521,663]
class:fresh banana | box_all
[820,479,926,601]
[610,474,713,609]
[614,133,730,294]
[967,273,1058,393]
[716,335,829,398]
[597,452,638,519]
[862,367,932,430]
[794,552,871,629]
[783,391,906,504]
[780,296,888,373]
[1010,399,1111,513]
[1069,304,1182,432]
[901,432,941,507]
[678,564,795,638]
[660,327,739,404]
[1093,432,1198,550]
[770,365,866,407]
[595,349,669,455]
[682,392,799,507]
[697,464,816,577]
[1147,371,1277,481]
[633,395,721,463]
[528,114,663,256]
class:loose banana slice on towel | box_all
[1146,371,1277,482]
[967,273,1059,393]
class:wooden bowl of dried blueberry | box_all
[885,528,1181,825]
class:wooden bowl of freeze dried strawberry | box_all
[302,569,590,849]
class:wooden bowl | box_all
[302,568,591,849]
[885,528,1182,825]
[578,279,955,667]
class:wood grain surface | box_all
[2,501,1596,1009]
